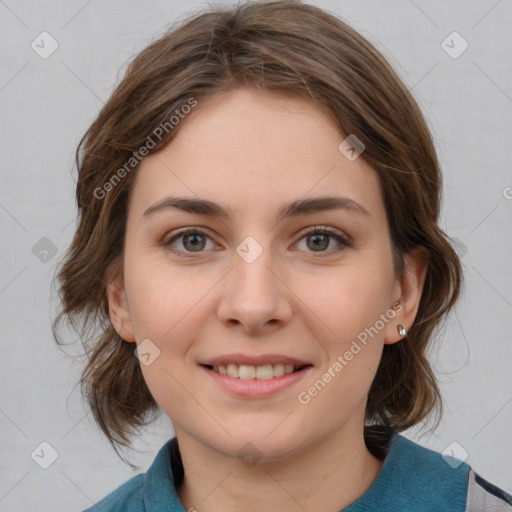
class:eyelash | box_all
[162,225,351,259]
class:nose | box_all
[216,241,293,334]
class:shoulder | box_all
[466,467,512,511]
[82,474,144,512]
[383,433,472,510]
[395,435,512,510]
[81,438,185,512]
[380,433,512,511]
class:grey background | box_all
[1,0,511,510]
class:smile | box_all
[200,360,313,398]
[204,363,310,380]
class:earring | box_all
[397,324,407,337]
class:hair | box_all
[52,0,464,463]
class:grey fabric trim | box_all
[465,468,512,512]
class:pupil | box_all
[309,234,328,251]
[184,234,205,251]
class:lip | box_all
[200,363,313,398]
[200,353,312,367]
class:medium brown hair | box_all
[52,0,463,462]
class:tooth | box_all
[239,365,256,380]
[273,364,284,377]
[256,364,274,380]
[227,364,239,378]
[217,363,302,378]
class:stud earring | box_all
[397,324,407,337]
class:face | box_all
[108,87,427,461]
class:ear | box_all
[106,271,136,343]
[384,246,429,345]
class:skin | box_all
[107,87,428,512]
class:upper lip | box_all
[200,354,313,367]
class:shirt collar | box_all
[341,430,470,511]
[141,429,456,511]
[142,437,186,511]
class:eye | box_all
[163,228,217,257]
[163,225,351,258]
[294,225,351,257]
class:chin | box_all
[206,423,308,463]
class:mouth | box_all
[201,363,312,380]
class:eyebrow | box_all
[142,195,372,222]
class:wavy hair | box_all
[52,0,463,463]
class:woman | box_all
[52,1,512,510]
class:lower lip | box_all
[201,365,313,398]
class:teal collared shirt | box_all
[83,431,512,511]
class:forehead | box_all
[128,88,383,224]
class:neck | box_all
[175,425,384,512]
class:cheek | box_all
[298,271,391,411]
[124,251,208,341]
[125,263,207,414]
[303,265,393,346]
